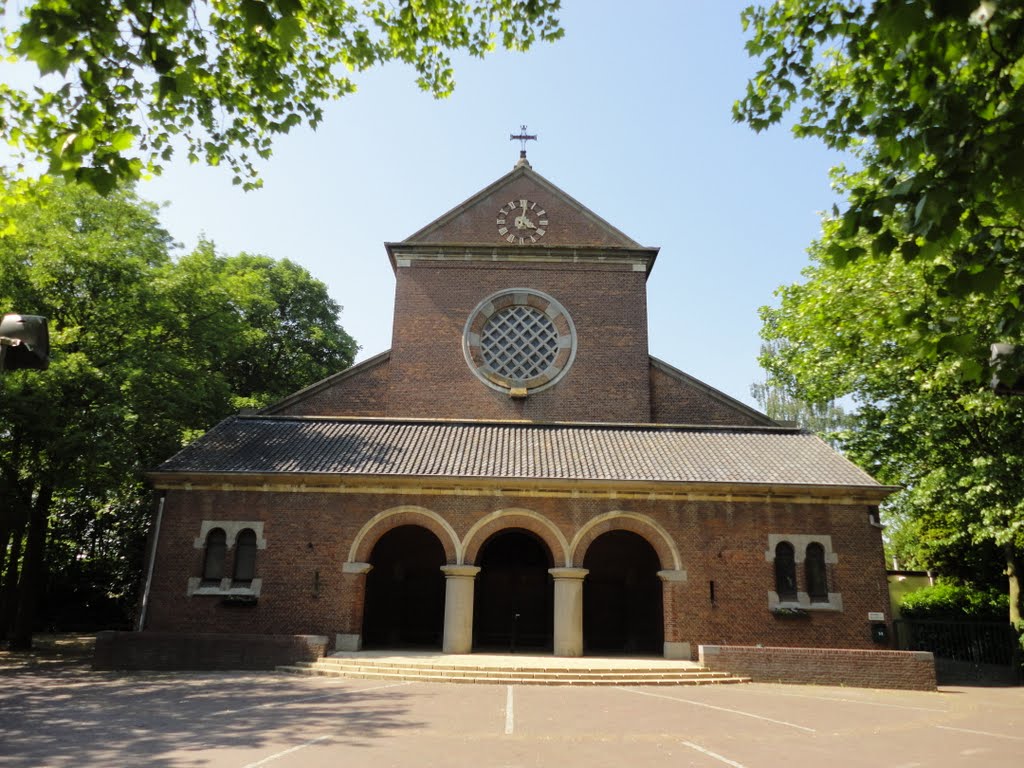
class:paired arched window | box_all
[201,526,258,587]
[772,538,832,605]
[202,528,227,585]
[805,542,829,602]
[774,541,797,601]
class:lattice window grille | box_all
[481,305,559,381]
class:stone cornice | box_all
[384,243,660,277]
[147,470,896,505]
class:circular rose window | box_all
[463,289,576,395]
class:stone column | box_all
[658,569,689,660]
[337,562,373,652]
[549,567,588,657]
[441,565,481,654]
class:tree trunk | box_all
[0,515,27,643]
[1006,543,1022,627]
[10,484,53,651]
[0,505,10,584]
[0,524,13,643]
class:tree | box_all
[0,0,563,193]
[170,243,358,408]
[759,224,1024,627]
[736,1,1024,386]
[750,342,855,446]
[0,179,356,648]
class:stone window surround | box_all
[188,521,266,597]
[764,533,843,612]
[463,288,577,395]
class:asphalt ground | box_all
[1,660,1022,767]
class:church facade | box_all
[144,157,894,660]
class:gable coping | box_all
[393,163,647,255]
[650,356,779,428]
[260,350,390,415]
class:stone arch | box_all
[569,511,681,570]
[461,508,570,566]
[349,506,461,564]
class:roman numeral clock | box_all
[497,199,548,244]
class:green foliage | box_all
[884,499,1007,585]
[736,0,1024,385]
[751,341,855,445]
[171,243,358,409]
[899,582,1009,622]
[759,219,1024,624]
[0,178,356,635]
[0,0,564,192]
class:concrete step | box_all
[276,659,751,686]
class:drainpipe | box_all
[136,494,165,631]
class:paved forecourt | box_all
[2,663,1022,767]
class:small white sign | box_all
[867,611,885,621]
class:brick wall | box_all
[649,363,767,426]
[699,645,937,691]
[92,630,328,670]
[408,172,635,248]
[386,260,651,422]
[146,488,892,659]
[274,355,390,417]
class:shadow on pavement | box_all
[0,661,421,767]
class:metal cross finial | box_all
[510,124,537,156]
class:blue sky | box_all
[106,3,846,408]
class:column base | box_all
[664,641,692,660]
[336,633,362,652]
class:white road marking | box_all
[504,685,515,735]
[211,680,412,716]
[764,689,946,713]
[935,724,1024,741]
[623,688,816,733]
[242,734,330,767]
[680,740,748,767]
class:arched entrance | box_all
[583,530,663,654]
[362,525,445,649]
[473,529,553,652]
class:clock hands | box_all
[497,199,546,243]
[515,200,536,230]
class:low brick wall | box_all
[699,645,936,691]
[93,631,329,671]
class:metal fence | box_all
[893,619,1022,684]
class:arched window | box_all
[774,541,797,601]
[805,542,829,602]
[233,528,257,585]
[202,528,227,585]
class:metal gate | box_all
[893,619,1022,685]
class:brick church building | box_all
[143,154,895,660]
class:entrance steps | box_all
[277,651,750,686]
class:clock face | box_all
[496,198,548,244]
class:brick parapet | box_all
[699,644,937,691]
[92,631,328,671]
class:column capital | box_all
[441,564,481,579]
[342,561,373,575]
[548,567,588,580]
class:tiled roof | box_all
[153,416,884,490]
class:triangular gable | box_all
[262,351,391,417]
[649,356,779,428]
[403,161,642,249]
